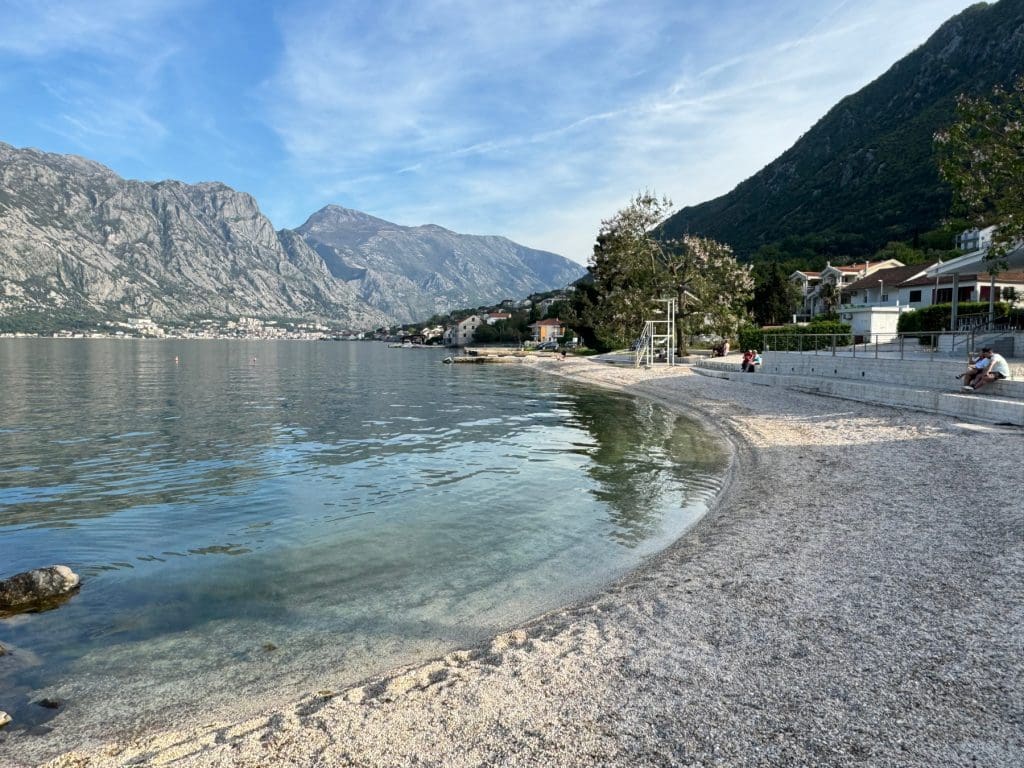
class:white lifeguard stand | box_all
[634,298,677,367]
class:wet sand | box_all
[37,358,1024,767]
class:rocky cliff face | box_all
[0,143,385,326]
[295,205,584,322]
[660,0,1024,258]
[0,143,582,327]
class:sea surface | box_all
[0,340,726,761]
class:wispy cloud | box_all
[0,0,985,265]
[258,0,981,262]
[0,0,190,58]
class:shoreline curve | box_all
[34,357,1024,767]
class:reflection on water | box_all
[0,340,726,761]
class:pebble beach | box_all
[33,357,1024,767]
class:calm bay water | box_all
[0,340,726,760]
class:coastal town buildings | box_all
[791,259,904,320]
[836,261,1024,341]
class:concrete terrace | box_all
[694,351,1024,426]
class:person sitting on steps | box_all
[958,352,989,388]
[964,347,1010,392]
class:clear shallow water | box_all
[0,340,726,760]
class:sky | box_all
[0,0,986,264]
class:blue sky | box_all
[0,0,983,264]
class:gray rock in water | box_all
[0,565,80,614]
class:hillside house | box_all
[446,315,484,346]
[537,294,570,316]
[790,270,822,320]
[956,226,996,252]
[529,318,564,343]
[791,260,904,319]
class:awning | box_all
[925,243,1024,277]
[923,242,1024,330]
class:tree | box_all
[656,235,753,351]
[936,76,1024,267]
[584,193,669,350]
[751,262,801,326]
[472,322,498,344]
[817,282,840,315]
[584,193,752,352]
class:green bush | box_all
[896,301,1007,333]
[739,320,852,352]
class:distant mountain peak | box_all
[0,143,583,328]
[293,207,583,323]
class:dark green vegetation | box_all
[897,301,1019,333]
[738,319,852,352]
[660,0,1024,263]
[750,263,802,326]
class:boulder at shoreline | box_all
[0,565,80,615]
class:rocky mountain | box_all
[294,205,584,322]
[0,143,582,328]
[660,0,1024,260]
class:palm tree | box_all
[817,282,840,316]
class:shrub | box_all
[740,320,852,352]
[896,301,1004,333]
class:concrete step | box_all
[700,353,1024,398]
[693,366,1024,426]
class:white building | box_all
[838,264,934,341]
[447,315,484,346]
[791,259,904,319]
[955,226,996,252]
[837,260,1024,340]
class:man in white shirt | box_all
[964,347,1011,391]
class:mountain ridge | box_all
[295,205,583,322]
[0,143,582,328]
[660,0,1024,260]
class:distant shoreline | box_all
[36,358,1024,768]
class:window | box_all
[909,289,922,303]
[979,286,1002,301]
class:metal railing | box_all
[634,322,655,367]
[760,331,1021,361]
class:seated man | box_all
[958,352,989,388]
[964,347,1011,392]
